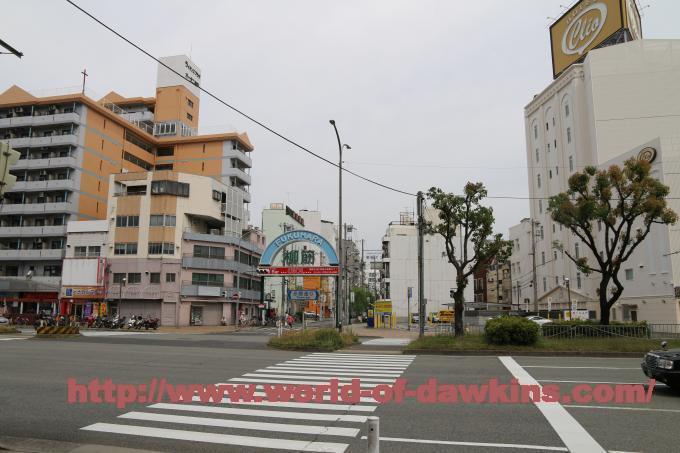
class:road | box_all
[1,328,678,452]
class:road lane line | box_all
[537,379,659,386]
[118,411,360,437]
[565,405,680,413]
[358,435,568,451]
[499,356,606,453]
[81,423,348,452]
[190,396,377,412]
[242,373,396,383]
[523,366,639,370]
[148,403,368,423]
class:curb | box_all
[0,435,161,453]
[404,349,645,357]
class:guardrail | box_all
[431,322,680,339]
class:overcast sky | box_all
[4,0,680,250]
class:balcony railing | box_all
[182,255,258,274]
[12,156,78,171]
[0,202,75,215]
[0,225,67,238]
[3,135,78,148]
[0,249,66,260]
[0,112,80,128]
[11,179,75,192]
[180,281,260,300]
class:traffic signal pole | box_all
[417,191,425,338]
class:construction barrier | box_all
[36,326,80,335]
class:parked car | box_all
[642,341,680,390]
[428,312,440,323]
[411,313,419,323]
[437,310,454,324]
[304,312,319,320]
[0,316,9,325]
[525,315,552,326]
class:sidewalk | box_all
[155,325,255,334]
[346,324,419,339]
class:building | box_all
[60,220,108,318]
[508,218,535,311]
[105,171,264,326]
[0,54,253,315]
[510,0,680,322]
[378,209,473,320]
[364,250,382,296]
[485,259,512,309]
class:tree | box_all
[427,183,512,336]
[351,287,374,317]
[548,158,677,325]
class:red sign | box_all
[263,266,339,276]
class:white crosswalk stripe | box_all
[0,337,27,341]
[80,352,416,452]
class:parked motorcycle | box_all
[142,317,159,330]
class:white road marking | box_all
[226,377,384,388]
[310,353,416,358]
[82,423,348,452]
[118,411,360,437]
[291,356,413,363]
[259,367,402,377]
[148,403,368,423]
[190,395,377,412]
[242,373,396,383]
[565,405,680,414]
[249,390,377,403]
[278,362,409,370]
[358,435,568,451]
[361,338,411,346]
[537,379,659,386]
[80,331,159,336]
[523,366,639,370]
[285,360,410,368]
[0,337,27,341]
[499,356,606,453]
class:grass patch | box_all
[0,326,20,334]
[405,334,680,353]
[268,328,359,351]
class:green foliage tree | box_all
[548,158,677,325]
[427,183,512,336]
[351,287,373,317]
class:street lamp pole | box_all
[119,277,126,313]
[330,120,350,329]
[565,277,572,316]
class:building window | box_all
[187,98,194,108]
[575,243,580,259]
[114,243,137,255]
[535,148,539,163]
[194,245,225,259]
[546,122,549,131]
[192,273,224,286]
[74,246,87,257]
[552,223,556,233]
[43,265,61,276]
[567,127,571,144]
[576,273,582,289]
[547,143,550,153]
[155,164,173,171]
[555,276,559,285]
[151,180,189,197]
[540,225,544,240]
[186,113,193,121]
[541,252,545,265]
[148,242,175,255]
[127,273,141,284]
[625,269,634,281]
[150,272,161,284]
[565,104,570,117]
[88,246,101,257]
[537,174,541,188]
[538,199,543,213]
[150,214,176,227]
[549,170,552,179]
[597,220,602,232]
[113,273,126,284]
[553,250,557,260]
[543,277,547,291]
[569,156,574,172]
[534,124,538,139]
[166,273,176,283]
[552,117,555,126]
[123,151,153,171]
[116,215,139,227]
[157,147,174,157]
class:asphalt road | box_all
[1,330,679,452]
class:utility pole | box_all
[531,220,539,314]
[417,191,425,338]
[81,68,88,94]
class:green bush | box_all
[485,316,539,346]
[268,328,358,351]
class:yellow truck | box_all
[437,310,454,324]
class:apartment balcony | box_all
[225,149,252,168]
[0,202,75,215]
[119,111,154,123]
[0,112,80,128]
[5,135,79,148]
[182,255,256,274]
[12,156,78,171]
[180,282,260,301]
[0,249,66,261]
[10,179,75,192]
[223,167,252,186]
[0,225,67,238]
[182,231,263,254]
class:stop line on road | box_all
[80,352,416,452]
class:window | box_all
[567,127,571,144]
[549,170,552,179]
[187,98,194,108]
[194,245,225,259]
[74,246,87,257]
[192,273,224,286]
[555,276,559,285]
[540,226,544,240]
[547,143,550,153]
[156,147,175,157]
[166,273,176,283]
[150,272,161,284]
[155,164,173,171]
[116,215,139,227]
[88,246,101,257]
[113,273,126,284]
[597,220,602,232]
[114,243,137,255]
[577,273,582,289]
[553,250,557,260]
[552,223,556,233]
[151,180,189,197]
[127,273,141,284]
[555,165,559,175]
[123,152,152,170]
[546,122,549,131]
[541,252,545,265]
[534,124,538,139]
[43,265,61,276]
[150,214,175,226]
[543,277,547,291]
[186,113,193,121]
[535,149,539,163]
[537,174,541,188]
[569,156,574,172]
[552,117,555,126]
[565,104,570,117]
[625,269,634,281]
[163,242,174,254]
[538,199,543,213]
[575,243,580,259]
[148,242,174,255]
[124,130,153,153]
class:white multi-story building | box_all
[511,39,680,323]
[379,209,473,320]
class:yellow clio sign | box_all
[549,0,641,78]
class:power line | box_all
[64,0,416,198]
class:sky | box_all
[3,0,680,251]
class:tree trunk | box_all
[453,287,465,337]
[599,280,610,325]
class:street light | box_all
[564,277,572,315]
[330,120,351,330]
[119,277,126,315]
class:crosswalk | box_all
[81,352,416,452]
[0,337,26,341]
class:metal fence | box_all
[431,322,680,339]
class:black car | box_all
[641,342,680,389]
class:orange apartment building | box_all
[0,55,254,318]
